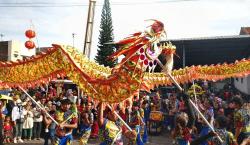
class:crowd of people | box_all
[0,82,249,145]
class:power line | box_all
[0,0,199,7]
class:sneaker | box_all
[18,138,24,143]
[13,138,17,144]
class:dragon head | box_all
[110,20,176,73]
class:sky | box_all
[0,0,250,60]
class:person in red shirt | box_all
[3,116,13,143]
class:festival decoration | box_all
[25,40,35,49]
[0,94,13,100]
[187,83,205,96]
[24,29,36,49]
[149,111,163,121]
[0,43,249,103]
[0,20,250,103]
[25,29,36,38]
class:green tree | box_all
[95,0,116,67]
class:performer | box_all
[44,99,77,145]
[231,97,250,144]
[141,100,150,143]
[172,93,216,145]
[98,102,137,145]
[208,115,237,145]
[79,101,94,145]
[90,102,99,138]
[129,102,144,145]
[199,98,214,145]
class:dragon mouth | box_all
[145,43,162,60]
[160,42,176,55]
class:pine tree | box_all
[95,0,116,67]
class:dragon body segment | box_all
[0,20,250,103]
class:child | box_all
[3,116,13,143]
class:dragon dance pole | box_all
[106,104,133,132]
[155,59,223,143]
[19,86,59,125]
[192,81,200,119]
[192,81,198,107]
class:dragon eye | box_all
[140,55,145,60]
[139,48,144,53]
[149,61,153,67]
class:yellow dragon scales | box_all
[0,20,250,103]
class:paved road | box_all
[8,132,172,145]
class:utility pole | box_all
[83,0,97,58]
[0,33,4,41]
[72,33,76,47]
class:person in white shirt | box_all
[23,104,34,140]
[32,105,43,140]
[11,99,24,143]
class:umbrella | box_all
[0,94,13,100]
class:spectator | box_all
[23,104,34,140]
[33,106,43,140]
[231,97,250,144]
[3,116,13,143]
[12,99,24,143]
[43,104,57,145]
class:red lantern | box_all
[25,40,35,49]
[25,29,36,38]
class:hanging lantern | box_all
[25,40,35,49]
[25,29,36,38]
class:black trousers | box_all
[33,122,42,138]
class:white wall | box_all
[8,40,22,61]
[234,76,250,95]
[7,40,36,61]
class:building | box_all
[160,28,250,94]
[0,40,35,61]
[36,47,53,55]
[163,35,250,69]
[234,27,250,95]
